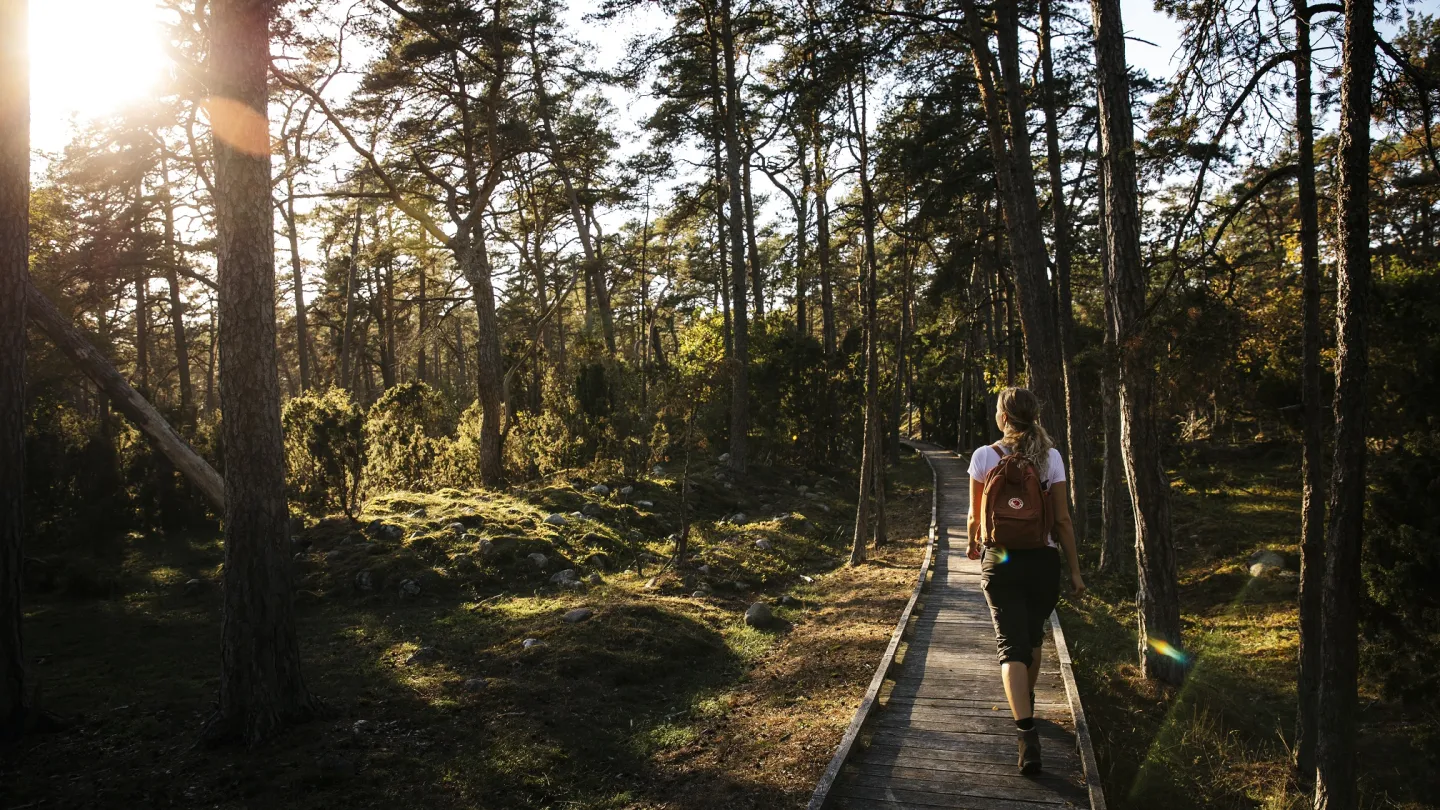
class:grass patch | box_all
[1063,441,1440,809]
[5,454,934,809]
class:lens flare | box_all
[993,548,1009,564]
[1148,639,1191,665]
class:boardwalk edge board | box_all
[806,439,940,810]
[1048,608,1108,810]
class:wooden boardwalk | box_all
[810,444,1104,810]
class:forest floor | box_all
[1061,440,1440,810]
[3,451,932,809]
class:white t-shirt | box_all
[967,444,1066,548]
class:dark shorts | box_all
[980,546,1061,665]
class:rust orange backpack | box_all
[979,443,1054,550]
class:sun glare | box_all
[29,0,167,151]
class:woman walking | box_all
[966,387,1086,774]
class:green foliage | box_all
[282,388,365,517]
[24,400,128,543]
[363,382,453,494]
[1363,432,1440,702]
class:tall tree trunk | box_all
[890,226,911,457]
[1097,164,1130,577]
[529,39,616,357]
[1293,0,1326,784]
[742,143,765,320]
[458,234,506,487]
[340,191,362,391]
[135,275,150,393]
[721,0,750,476]
[961,0,1069,462]
[283,182,311,391]
[204,305,217,414]
[795,137,811,337]
[207,0,319,744]
[1092,0,1184,685]
[850,70,883,558]
[0,0,29,732]
[27,286,225,510]
[416,256,428,383]
[160,154,194,426]
[813,128,836,359]
[1315,0,1374,803]
[1039,0,1090,538]
[379,259,396,390]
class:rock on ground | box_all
[544,513,568,526]
[1248,549,1290,577]
[744,602,773,627]
[399,579,422,598]
[590,484,611,496]
[522,638,546,650]
[563,607,594,623]
[550,569,579,586]
[406,646,440,666]
[528,552,549,569]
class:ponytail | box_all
[997,387,1054,479]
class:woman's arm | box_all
[1050,482,1086,596]
[967,477,984,559]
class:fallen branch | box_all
[26,284,226,511]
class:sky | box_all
[27,0,1185,157]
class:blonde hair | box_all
[997,387,1054,478]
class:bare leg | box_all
[1002,661,1032,721]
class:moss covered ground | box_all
[4,453,933,809]
[1061,441,1440,810]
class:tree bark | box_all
[207,0,319,744]
[1097,170,1130,577]
[283,181,312,391]
[160,154,195,426]
[721,0,750,476]
[1092,0,1184,684]
[529,38,616,357]
[134,274,150,393]
[795,135,811,337]
[850,70,883,559]
[0,0,29,732]
[1315,0,1374,803]
[27,285,225,510]
[340,191,362,391]
[458,233,506,486]
[1038,0,1090,538]
[813,126,836,359]
[742,143,765,320]
[960,0,1069,463]
[1292,0,1326,784]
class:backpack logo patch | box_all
[1008,497,1024,510]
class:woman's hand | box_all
[1070,569,1086,598]
[967,539,982,560]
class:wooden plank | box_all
[806,441,941,810]
[831,784,1083,810]
[846,762,1088,798]
[855,741,1078,770]
[839,772,1076,805]
[1049,609,1107,810]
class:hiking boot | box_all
[1018,727,1042,774]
